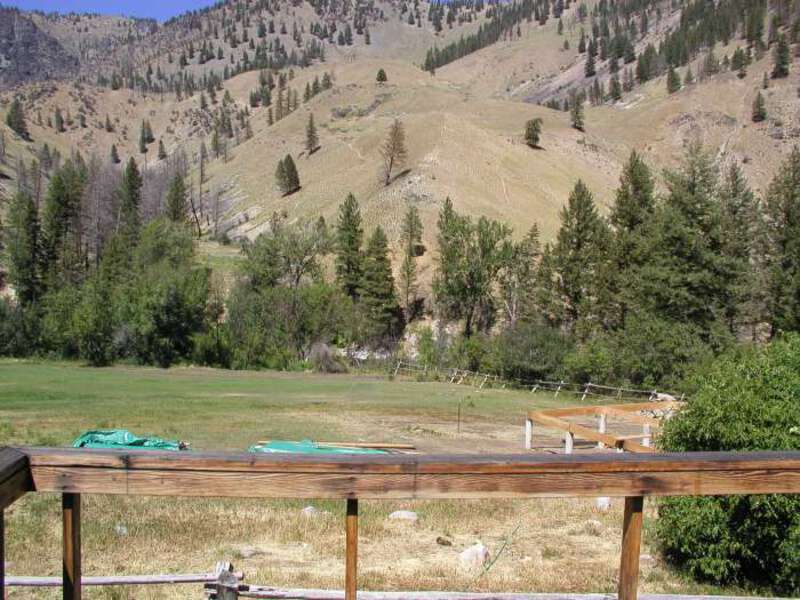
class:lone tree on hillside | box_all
[752,91,767,122]
[379,119,407,186]
[376,68,388,84]
[525,118,543,148]
[110,144,121,164]
[569,92,585,131]
[305,113,319,155]
[6,98,29,140]
[276,154,301,195]
[771,33,790,79]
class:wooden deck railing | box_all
[2,447,800,599]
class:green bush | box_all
[565,311,713,387]
[657,334,800,595]
[487,322,572,382]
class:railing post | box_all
[1,508,5,598]
[62,493,81,600]
[618,496,644,600]
[345,498,358,600]
[524,418,533,450]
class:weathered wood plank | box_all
[62,493,81,600]
[29,465,800,499]
[0,448,31,509]
[618,497,644,600]
[23,448,800,475]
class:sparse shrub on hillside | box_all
[657,335,800,595]
[376,68,388,83]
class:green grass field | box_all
[0,360,748,599]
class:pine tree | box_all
[752,91,767,122]
[104,114,114,132]
[359,226,402,343]
[684,66,694,85]
[552,180,609,331]
[4,191,41,305]
[376,68,388,84]
[305,113,319,154]
[609,74,622,101]
[569,92,584,131]
[335,193,364,299]
[118,158,143,244]
[771,33,790,79]
[525,118,543,148]
[640,142,735,335]
[606,151,655,328]
[275,155,300,195]
[399,205,423,319]
[54,107,65,133]
[5,98,29,140]
[584,53,596,77]
[158,139,167,160]
[379,119,407,186]
[139,125,148,154]
[764,146,800,334]
[110,144,120,164]
[666,66,681,93]
[165,174,187,222]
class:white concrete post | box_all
[525,419,533,450]
[642,424,651,448]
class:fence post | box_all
[554,380,564,398]
[597,412,607,449]
[1,507,5,599]
[618,496,644,600]
[581,382,591,402]
[642,424,651,448]
[345,499,358,600]
[62,493,81,600]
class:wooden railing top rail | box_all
[4,447,800,600]
[15,447,800,499]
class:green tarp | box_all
[72,430,185,451]
[249,440,388,455]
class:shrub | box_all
[656,334,800,595]
[487,322,572,382]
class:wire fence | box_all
[389,360,686,402]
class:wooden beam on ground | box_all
[20,448,800,499]
[618,496,644,600]
[5,571,245,587]
[62,493,81,600]
[345,499,358,600]
[233,588,789,600]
